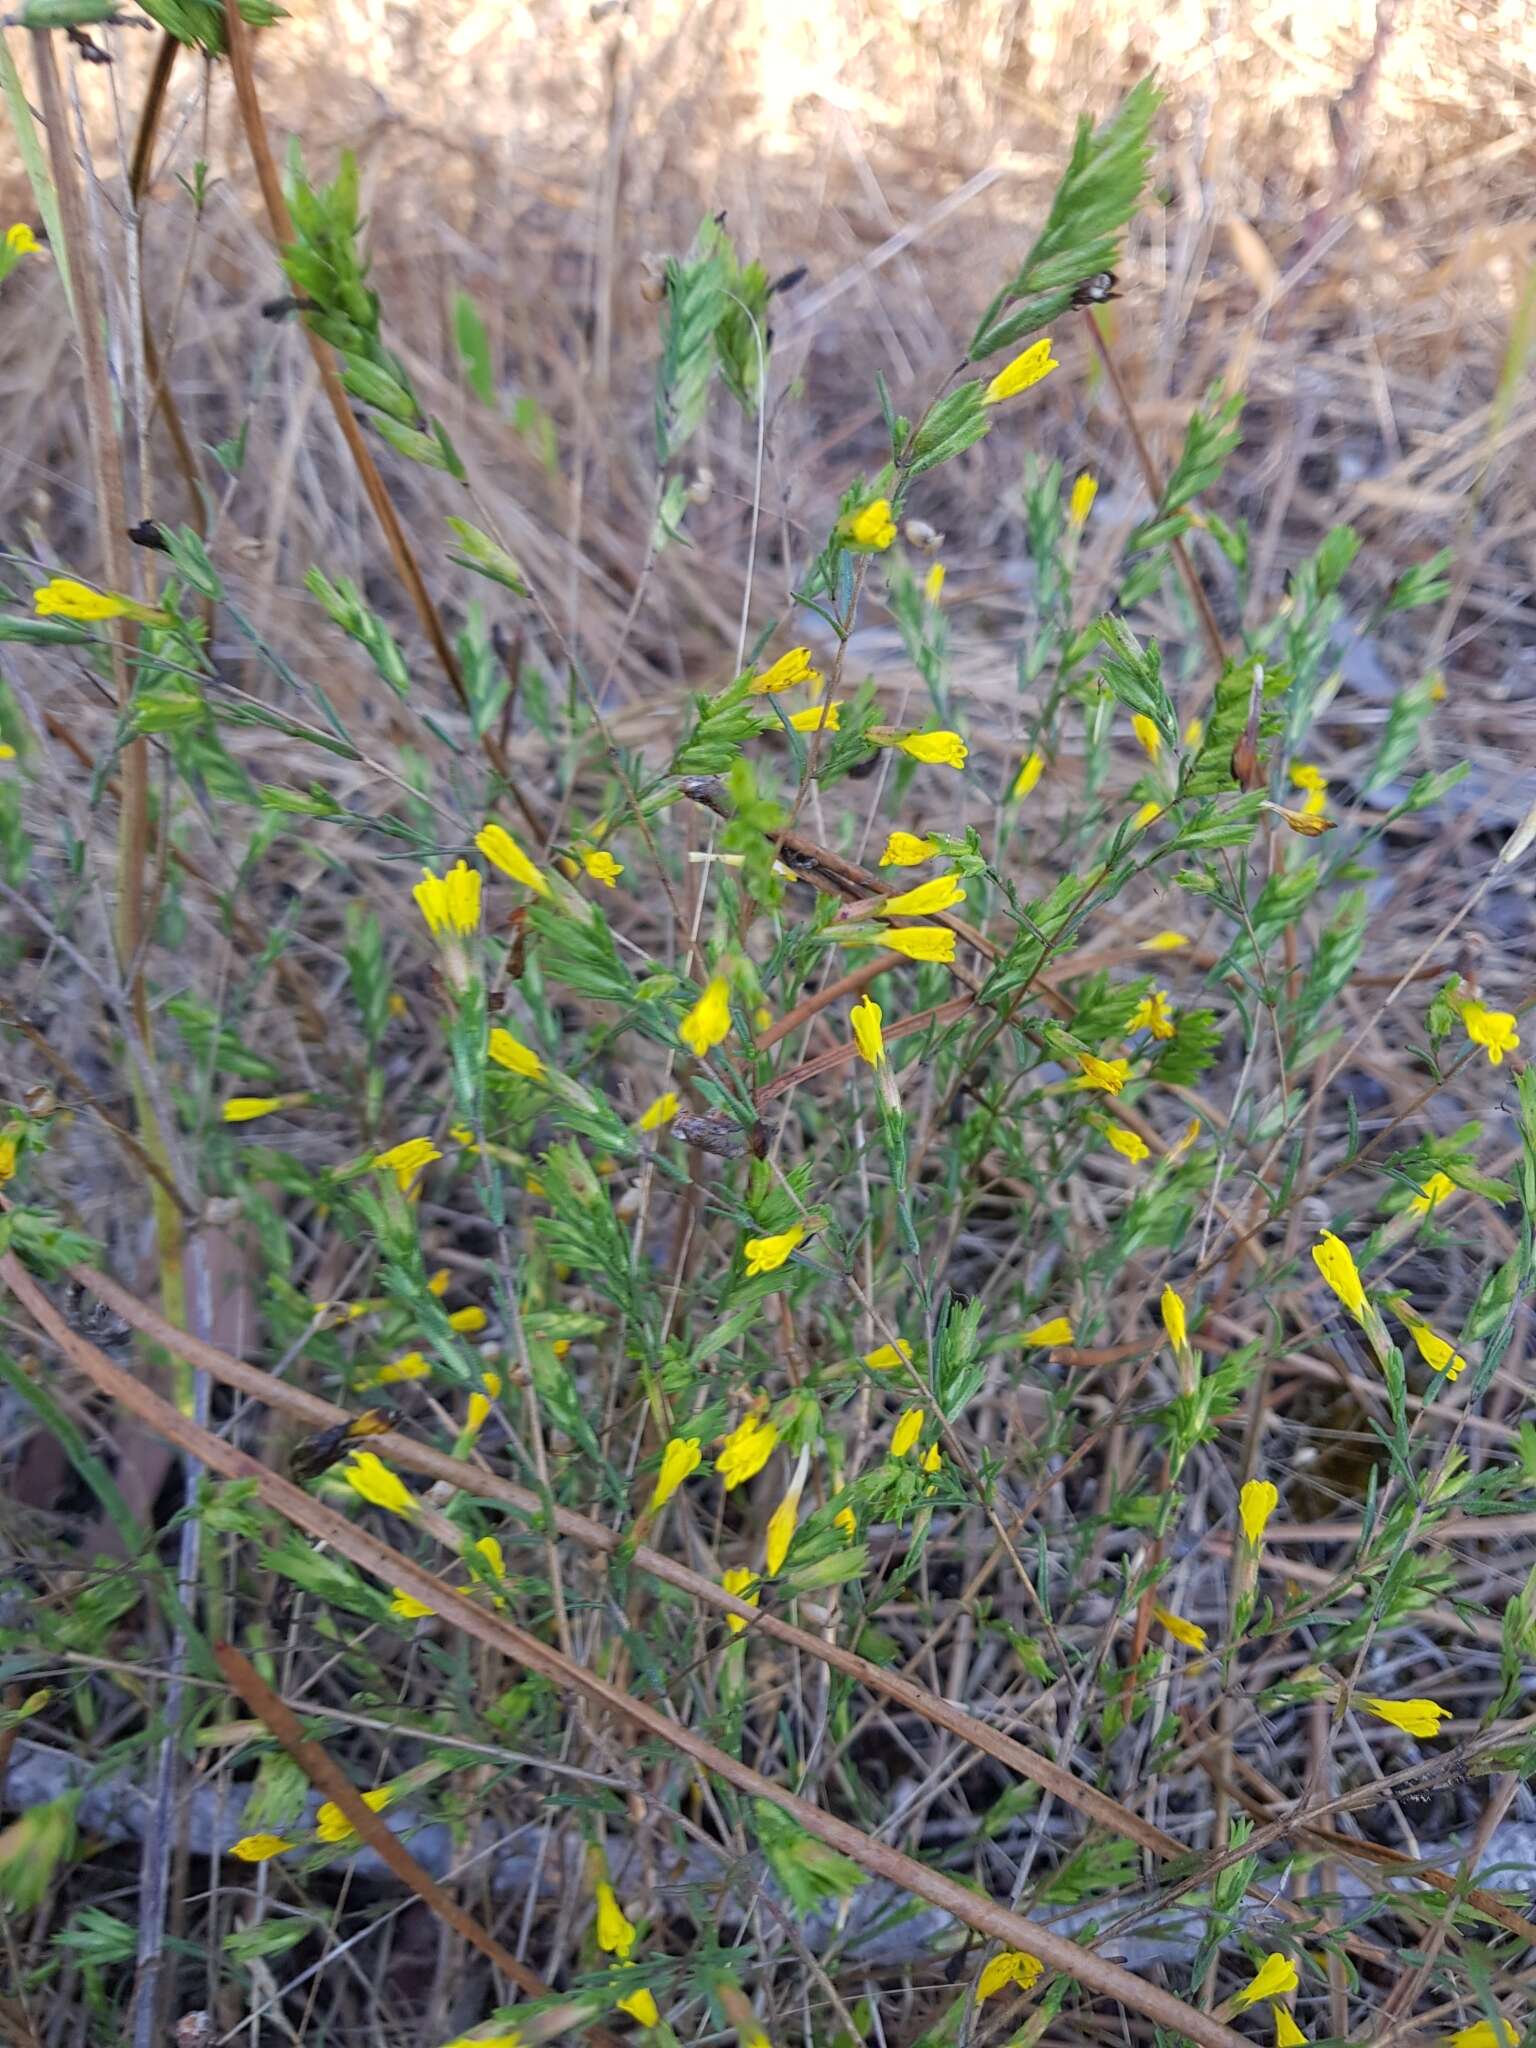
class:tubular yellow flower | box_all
[982,336,1058,404]
[849,994,884,1067]
[1131,800,1163,831]
[879,925,956,963]
[342,1452,418,1518]
[896,729,967,769]
[583,849,623,886]
[1131,713,1162,761]
[1160,1284,1188,1351]
[638,1091,679,1131]
[316,1785,393,1843]
[474,821,549,894]
[864,1340,910,1369]
[1139,930,1188,951]
[1074,1053,1130,1095]
[391,1587,436,1619]
[1410,1170,1457,1216]
[375,1351,430,1384]
[1184,714,1205,747]
[1312,1230,1366,1322]
[744,1223,805,1275]
[879,830,938,867]
[594,1880,636,1957]
[617,1982,660,2027]
[0,1134,16,1184]
[880,871,965,917]
[33,576,166,625]
[1290,762,1329,816]
[722,1565,759,1631]
[413,859,481,938]
[834,1504,857,1540]
[1168,1117,1203,1160]
[844,497,897,550]
[765,1448,810,1575]
[680,977,732,1057]
[1404,1320,1466,1382]
[751,646,821,694]
[449,1305,488,1334]
[1448,2022,1517,2048]
[891,1406,925,1458]
[481,1370,503,1398]
[1131,989,1176,1039]
[437,2032,523,2048]
[1105,1123,1149,1163]
[1239,1479,1279,1546]
[1461,1001,1519,1066]
[786,700,841,732]
[221,1095,285,1123]
[648,1435,702,1512]
[924,561,946,603]
[471,1535,506,1580]
[716,1414,778,1490]
[1359,1695,1451,1738]
[1012,749,1045,800]
[6,223,41,257]
[374,1137,442,1191]
[1069,472,1098,525]
[1152,1603,1208,1652]
[230,1833,295,1861]
[488,1026,546,1079]
[921,1441,942,1474]
[1273,2005,1307,2048]
[976,1949,1044,2002]
[1234,1954,1298,2009]
[1263,801,1334,838]
[465,1392,492,1434]
[1023,1315,1073,1347]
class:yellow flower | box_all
[722,1564,759,1631]
[834,1504,857,1540]
[229,1833,295,1861]
[488,1026,545,1080]
[374,1136,442,1192]
[472,1534,506,1579]
[1168,1116,1203,1160]
[376,1351,430,1384]
[1023,1315,1073,1347]
[864,1340,910,1369]
[436,2031,523,2048]
[648,1435,702,1512]
[0,1134,17,1184]
[449,1305,487,1334]
[1239,1480,1279,1546]
[1448,2022,1517,2048]
[765,1449,810,1575]
[1131,713,1161,761]
[1462,1001,1519,1066]
[891,1406,925,1458]
[1404,1320,1466,1382]
[894,729,967,769]
[1233,1953,1298,2009]
[638,1091,679,1131]
[1359,1695,1451,1738]
[1130,800,1163,831]
[1290,762,1329,816]
[880,871,965,917]
[982,336,1059,404]
[413,859,481,937]
[0,743,14,760]
[924,561,946,603]
[465,1392,492,1434]
[481,1370,503,1397]
[1105,1123,1149,1163]
[474,821,549,894]
[1012,749,1045,800]
[850,994,884,1067]
[1074,1053,1129,1095]
[342,1451,417,1518]
[751,646,821,695]
[1160,1284,1188,1351]
[786,700,841,732]
[1273,2005,1307,2048]
[1410,1170,1457,1216]
[220,1095,285,1123]
[716,1414,778,1490]
[427,1269,451,1296]
[1152,1603,1208,1652]
[744,1223,805,1275]
[1139,930,1188,952]
[1184,714,1205,748]
[879,830,939,867]
[879,925,956,963]
[617,1982,660,2027]
[390,1587,435,1619]
[316,1785,393,1842]
[844,497,897,550]
[594,1879,636,1957]
[921,1441,942,1474]
[977,1948,1044,2002]
[1312,1230,1366,1322]
[583,848,624,886]
[1069,473,1098,526]
[1131,989,1175,1040]
[680,977,732,1057]
[5,223,41,257]
[33,576,165,625]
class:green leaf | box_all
[1131,382,1243,541]
[453,289,495,405]
[445,516,529,598]
[1387,548,1451,613]
[1096,615,1175,746]
[752,1801,864,1914]
[656,219,728,462]
[1184,658,1288,797]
